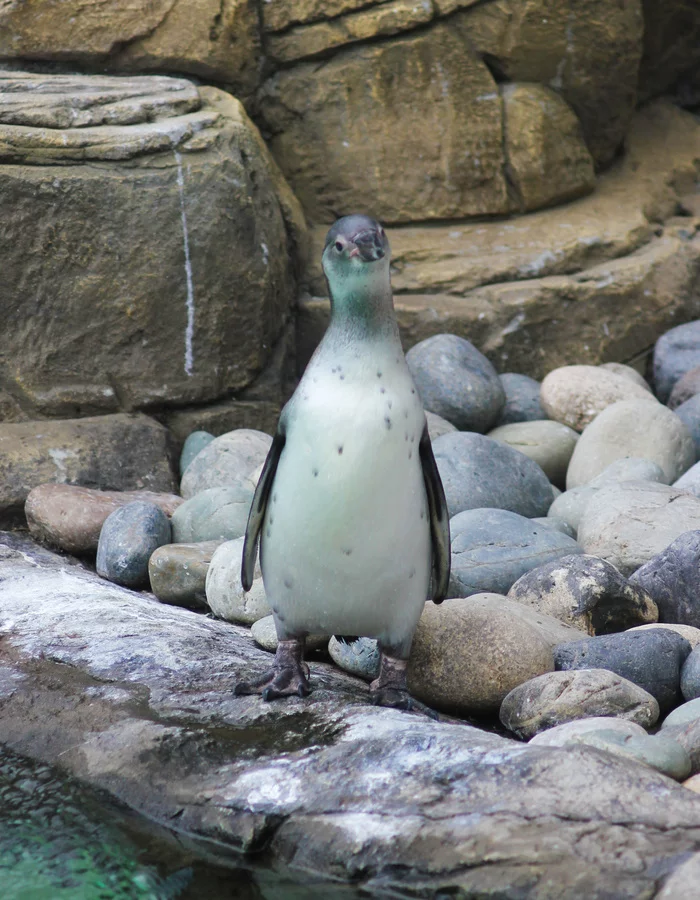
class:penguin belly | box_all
[260,369,431,650]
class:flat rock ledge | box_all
[2,532,700,898]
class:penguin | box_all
[235,214,450,711]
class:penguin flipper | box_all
[419,424,451,604]
[241,428,285,591]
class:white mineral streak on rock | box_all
[174,150,195,376]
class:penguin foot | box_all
[369,652,439,719]
[234,639,311,701]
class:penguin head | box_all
[321,215,391,294]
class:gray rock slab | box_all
[661,719,700,776]
[96,501,171,589]
[487,419,579,488]
[496,373,545,425]
[180,429,271,499]
[433,432,554,519]
[3,533,700,898]
[449,508,582,598]
[507,554,658,634]
[657,853,700,899]
[405,334,505,432]
[566,399,695,489]
[500,669,660,739]
[653,319,700,403]
[578,481,700,575]
[554,629,692,713]
[0,414,176,527]
[629,532,700,629]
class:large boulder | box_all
[0,2,262,103]
[0,73,306,420]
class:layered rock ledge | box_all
[2,532,700,898]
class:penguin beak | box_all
[351,228,386,262]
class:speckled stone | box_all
[252,616,328,653]
[328,636,381,681]
[205,537,270,625]
[179,430,215,477]
[25,483,182,555]
[541,365,657,432]
[496,373,545,425]
[566,400,695,489]
[499,669,660,739]
[598,363,651,392]
[487,420,578,488]
[425,410,457,441]
[653,319,700,403]
[629,531,700,628]
[668,364,700,409]
[662,698,700,730]
[657,854,700,897]
[449,508,582,598]
[531,516,576,538]
[433,432,553,520]
[148,540,222,609]
[578,481,700,575]
[179,429,271,499]
[507,554,658,634]
[171,484,254,543]
[529,716,648,746]
[96,501,171,588]
[559,729,691,780]
[673,393,700,461]
[405,333,504,432]
[554,629,692,713]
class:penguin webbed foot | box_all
[234,638,310,701]
[369,651,439,720]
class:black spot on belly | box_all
[411,388,416,395]
[387,400,392,410]
[341,548,353,556]
[338,445,344,455]
[419,510,424,519]
[313,467,319,477]
[408,449,413,459]
[404,433,409,441]
[266,527,272,536]
[273,493,278,503]
[269,515,274,525]
[380,387,386,394]
[284,578,293,589]
[377,371,382,378]
[385,417,392,429]
[409,567,416,579]
[340,374,345,380]
[404,410,409,419]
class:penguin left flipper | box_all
[241,423,286,592]
[419,424,451,604]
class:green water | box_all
[0,745,361,900]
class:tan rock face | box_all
[0,1,261,102]
[459,0,644,167]
[541,365,658,432]
[258,25,508,225]
[0,74,306,419]
[25,484,183,555]
[502,83,595,212]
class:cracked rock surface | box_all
[2,532,700,897]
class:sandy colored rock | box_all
[0,2,261,103]
[25,483,182,555]
[0,76,306,418]
[507,555,658,635]
[499,669,660,739]
[0,414,175,528]
[487,420,578,487]
[259,24,507,225]
[578,482,700,576]
[458,0,644,167]
[148,540,222,609]
[407,593,584,715]
[541,365,657,432]
[566,400,694,489]
[502,83,595,212]
[180,429,271,499]
[598,363,651,392]
[205,537,270,624]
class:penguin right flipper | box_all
[419,424,451,604]
[241,426,286,591]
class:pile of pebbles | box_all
[22,318,700,788]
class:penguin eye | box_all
[334,241,343,252]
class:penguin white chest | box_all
[260,356,431,646]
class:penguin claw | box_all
[234,638,311,701]
[369,688,439,720]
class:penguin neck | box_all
[325,278,401,351]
